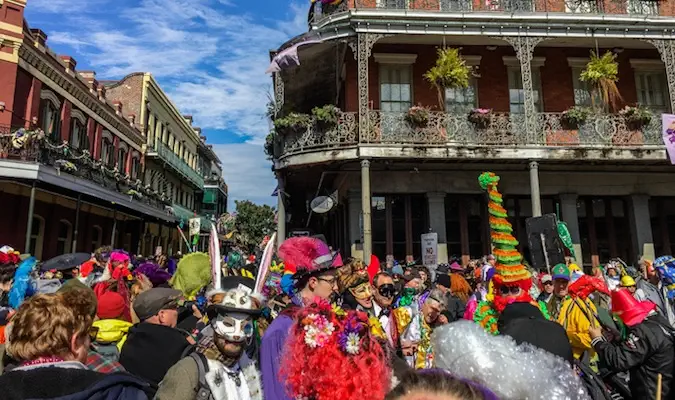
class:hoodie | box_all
[92,319,133,360]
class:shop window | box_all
[29,215,45,260]
[56,220,73,255]
[91,225,103,251]
[372,197,387,260]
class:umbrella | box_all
[40,253,91,272]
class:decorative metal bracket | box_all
[357,33,391,140]
[499,36,545,138]
[646,39,675,113]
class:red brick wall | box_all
[105,73,145,130]
[0,61,18,126]
[342,43,660,113]
[10,68,33,126]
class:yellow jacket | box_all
[556,297,598,360]
[92,319,132,352]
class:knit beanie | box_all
[97,291,127,320]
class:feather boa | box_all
[9,257,37,309]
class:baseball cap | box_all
[133,288,181,321]
[551,264,570,281]
[540,274,553,284]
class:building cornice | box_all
[143,74,200,145]
[18,44,145,149]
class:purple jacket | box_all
[260,313,294,400]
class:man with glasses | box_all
[537,274,554,303]
[372,272,398,348]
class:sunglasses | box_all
[88,325,100,341]
[499,286,521,295]
[377,284,398,298]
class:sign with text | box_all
[662,113,675,164]
[188,218,201,237]
[421,232,438,267]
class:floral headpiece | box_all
[339,312,370,355]
[300,298,336,349]
[0,246,21,266]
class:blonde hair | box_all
[8,289,94,362]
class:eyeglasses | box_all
[499,286,521,295]
[377,284,398,298]
[317,277,337,287]
[88,325,100,341]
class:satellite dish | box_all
[310,195,335,214]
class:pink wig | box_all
[110,251,130,263]
[278,237,332,274]
[281,299,391,400]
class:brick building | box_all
[0,0,225,259]
[270,0,675,267]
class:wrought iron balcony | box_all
[310,0,660,23]
[0,127,171,210]
[275,111,663,159]
[147,142,204,189]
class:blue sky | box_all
[25,0,308,207]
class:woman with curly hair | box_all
[280,298,391,400]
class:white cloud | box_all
[212,144,276,207]
[27,0,106,13]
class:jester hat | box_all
[278,237,336,291]
[478,172,531,289]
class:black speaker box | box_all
[526,213,565,271]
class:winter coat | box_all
[593,314,675,400]
[556,296,598,360]
[93,319,133,360]
[0,361,150,400]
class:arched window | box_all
[40,100,59,140]
[91,225,103,251]
[131,156,141,180]
[30,215,45,260]
[101,134,114,166]
[118,145,128,172]
[56,219,73,254]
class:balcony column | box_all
[559,193,583,262]
[426,192,448,264]
[529,161,542,217]
[628,194,655,262]
[354,33,389,141]
[647,39,675,112]
[361,159,372,262]
[276,172,286,249]
[502,36,544,137]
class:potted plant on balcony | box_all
[273,112,312,136]
[424,48,473,109]
[312,104,341,131]
[579,51,622,111]
[615,104,652,145]
[468,108,492,129]
[404,105,431,129]
[547,106,591,145]
[264,131,276,160]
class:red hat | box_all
[97,291,127,320]
[611,289,656,327]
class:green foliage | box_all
[404,105,431,128]
[561,106,592,129]
[273,112,312,134]
[264,131,276,160]
[233,200,276,254]
[424,48,473,108]
[619,105,653,128]
[312,105,341,128]
[580,51,622,109]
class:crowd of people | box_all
[0,172,674,400]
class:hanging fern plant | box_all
[580,51,622,111]
[424,48,473,109]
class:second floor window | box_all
[380,64,412,112]
[101,138,114,167]
[627,0,658,14]
[131,157,141,180]
[70,119,86,150]
[635,71,670,114]
[118,148,127,172]
[564,0,600,13]
[445,78,478,114]
[41,100,59,140]
[507,67,542,114]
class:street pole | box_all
[529,161,542,217]
[24,182,37,254]
[72,194,81,252]
[110,209,117,247]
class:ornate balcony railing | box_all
[0,127,172,210]
[149,142,204,189]
[276,111,664,159]
[311,0,660,23]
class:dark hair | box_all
[386,370,489,400]
[0,263,18,284]
[373,271,393,287]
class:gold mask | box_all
[349,282,372,300]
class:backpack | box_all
[190,352,215,400]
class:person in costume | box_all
[619,274,646,301]
[157,276,263,400]
[546,263,599,363]
[280,298,391,400]
[372,271,400,350]
[260,237,340,400]
[654,255,675,327]
[590,288,673,399]
[470,172,549,335]
[338,259,375,314]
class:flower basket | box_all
[404,106,431,128]
[273,113,312,136]
[560,106,591,130]
[619,105,653,131]
[424,48,473,109]
[468,108,492,129]
[312,105,341,131]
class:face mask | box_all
[212,312,254,343]
[349,282,372,300]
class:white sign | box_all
[188,218,201,236]
[421,232,438,267]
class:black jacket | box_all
[118,322,193,387]
[593,314,674,400]
[0,366,149,400]
[442,294,466,323]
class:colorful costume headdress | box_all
[654,256,675,299]
[278,237,337,292]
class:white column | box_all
[628,194,655,261]
[361,159,372,262]
[559,193,582,263]
[529,161,542,217]
[426,192,448,264]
